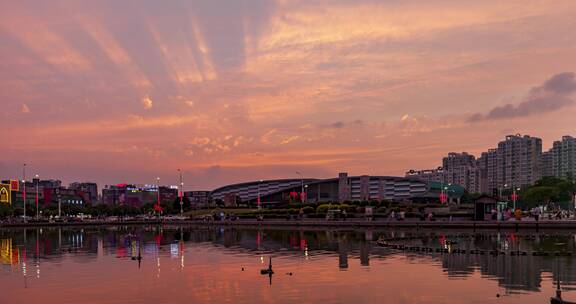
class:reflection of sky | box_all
[2,1,576,189]
[1,227,576,302]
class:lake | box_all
[1,225,575,303]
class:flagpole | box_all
[22,163,26,221]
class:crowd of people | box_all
[490,206,576,221]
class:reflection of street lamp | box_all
[35,174,39,219]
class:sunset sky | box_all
[2,0,576,190]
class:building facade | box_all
[210,173,435,205]
[69,182,98,204]
[184,191,211,208]
[102,184,178,207]
[544,135,576,179]
[406,152,480,193]
[495,134,542,188]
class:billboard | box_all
[0,184,10,204]
[9,180,19,191]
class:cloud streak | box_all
[469,72,576,122]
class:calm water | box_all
[1,226,576,304]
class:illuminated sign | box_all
[9,180,19,191]
[0,184,10,205]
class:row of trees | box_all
[462,177,576,209]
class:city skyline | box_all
[5,132,575,193]
[2,1,576,189]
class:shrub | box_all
[376,207,388,214]
[302,206,315,214]
[316,204,340,214]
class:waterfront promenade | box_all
[3,217,576,230]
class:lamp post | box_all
[438,167,445,204]
[178,169,184,216]
[512,187,520,210]
[296,171,304,202]
[499,184,508,202]
[22,163,26,220]
[257,180,263,209]
[156,177,161,216]
[56,188,61,218]
[35,174,39,219]
[304,185,308,203]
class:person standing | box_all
[514,208,522,221]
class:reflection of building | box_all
[211,173,437,205]
[338,237,348,269]
[0,238,17,265]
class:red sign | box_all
[10,180,19,191]
[154,204,163,213]
[439,193,447,204]
[511,193,519,201]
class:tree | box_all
[523,186,560,208]
[519,177,576,209]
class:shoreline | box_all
[2,219,576,230]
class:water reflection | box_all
[0,226,575,303]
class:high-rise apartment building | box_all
[407,152,480,192]
[495,134,542,188]
[543,136,576,179]
[477,149,497,193]
[408,135,543,194]
[541,151,554,177]
[442,152,479,192]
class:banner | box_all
[9,180,19,191]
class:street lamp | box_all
[22,163,26,220]
[257,180,263,209]
[296,171,304,201]
[499,184,508,202]
[156,177,161,216]
[35,174,39,219]
[304,185,309,203]
[178,169,184,216]
[512,187,520,210]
